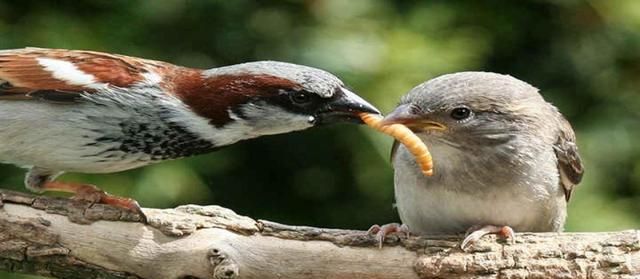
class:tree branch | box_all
[0,189,638,279]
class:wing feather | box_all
[0,47,177,102]
[553,117,584,201]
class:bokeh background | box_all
[1,0,638,278]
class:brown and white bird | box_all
[371,72,583,248]
[0,47,379,219]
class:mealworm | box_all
[360,113,433,176]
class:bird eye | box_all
[450,107,472,120]
[290,91,311,105]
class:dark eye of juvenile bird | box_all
[290,91,312,105]
[450,107,472,120]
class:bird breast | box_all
[0,86,219,173]
[392,137,567,234]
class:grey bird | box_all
[370,72,584,248]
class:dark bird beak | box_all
[315,88,380,125]
[383,104,447,131]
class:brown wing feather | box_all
[0,47,177,100]
[553,117,584,201]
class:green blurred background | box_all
[0,0,638,278]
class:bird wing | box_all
[0,47,177,102]
[553,116,584,201]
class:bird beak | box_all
[382,104,447,132]
[315,87,381,125]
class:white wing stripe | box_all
[36,58,107,89]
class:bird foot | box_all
[460,224,515,250]
[367,223,410,248]
[43,181,147,223]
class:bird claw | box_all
[71,184,147,223]
[460,225,515,250]
[367,223,410,248]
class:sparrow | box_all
[0,47,379,220]
[369,72,583,249]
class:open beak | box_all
[315,87,381,125]
[382,104,447,132]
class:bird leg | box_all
[460,224,515,250]
[40,181,146,222]
[24,168,146,222]
[367,223,410,248]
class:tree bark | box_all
[0,189,638,279]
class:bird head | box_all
[182,61,379,139]
[383,72,549,149]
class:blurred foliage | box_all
[0,0,639,278]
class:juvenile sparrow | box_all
[0,47,379,219]
[370,72,583,248]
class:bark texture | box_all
[0,189,638,279]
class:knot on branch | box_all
[208,247,239,279]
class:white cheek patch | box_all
[195,103,314,147]
[241,103,313,134]
[36,58,107,89]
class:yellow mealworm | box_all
[360,113,433,176]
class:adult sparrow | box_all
[0,47,379,220]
